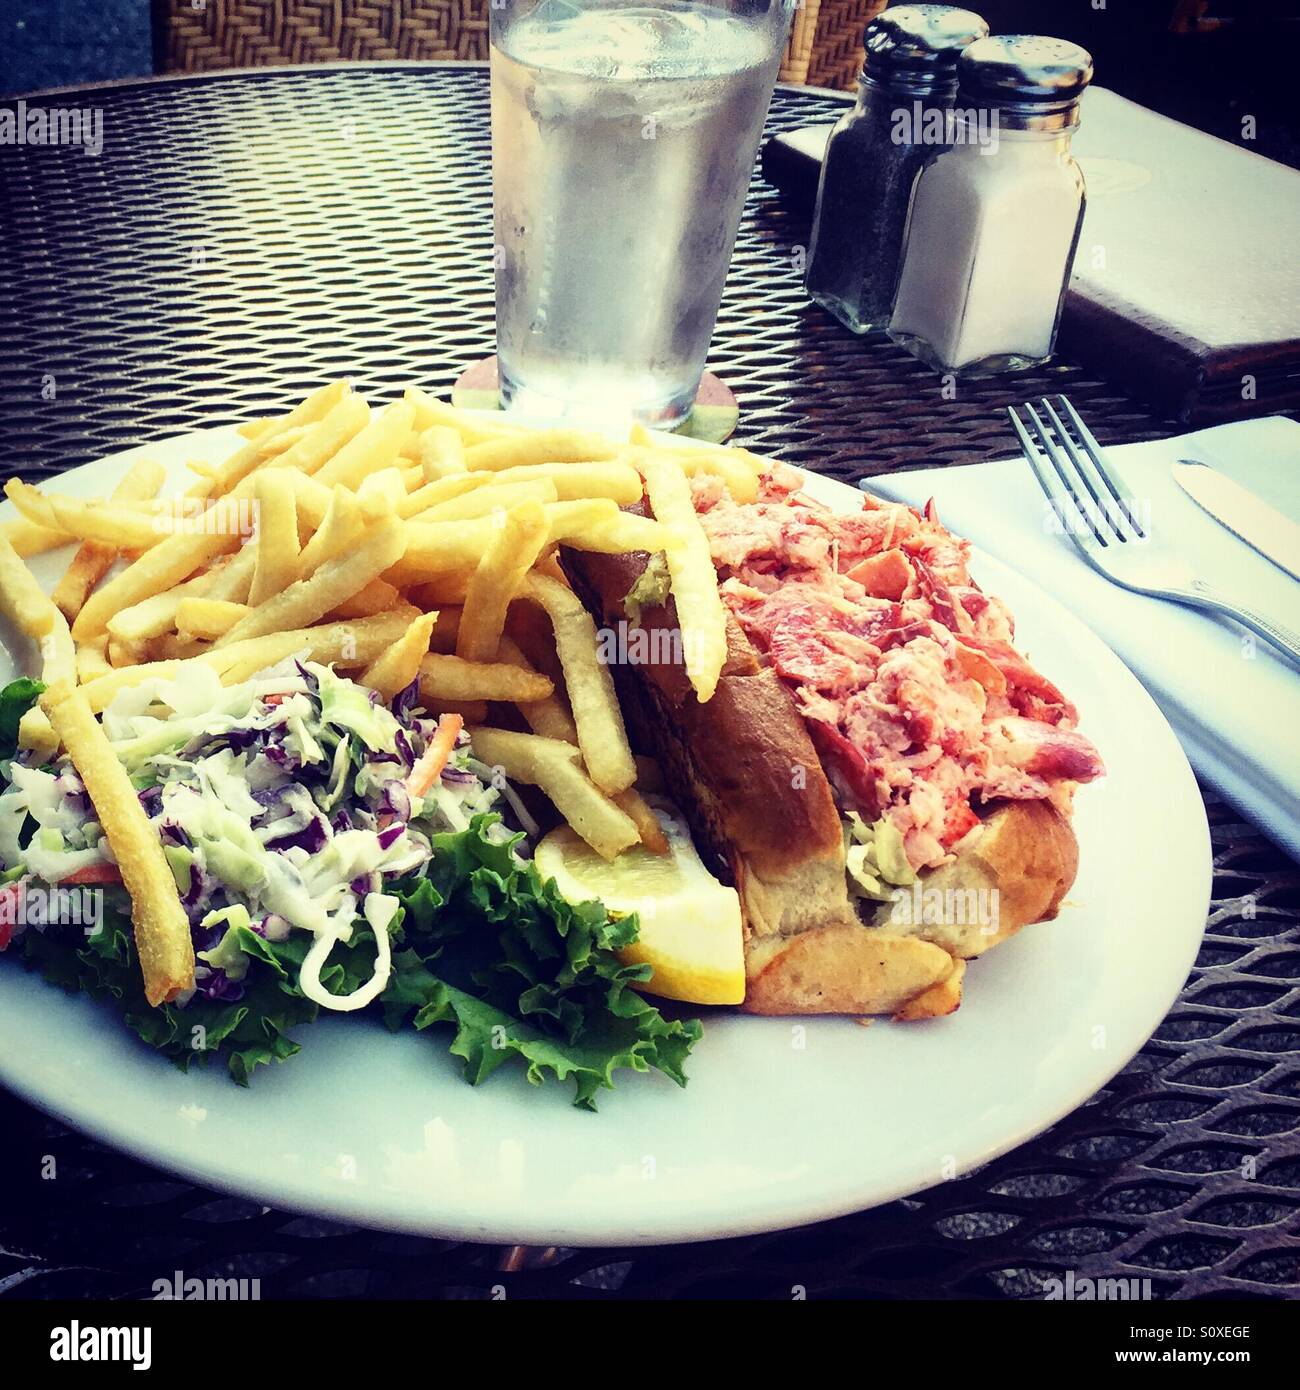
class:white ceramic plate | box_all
[0,426,1210,1245]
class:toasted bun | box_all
[561,543,856,940]
[744,928,953,1016]
[875,799,1079,959]
[560,538,1081,1019]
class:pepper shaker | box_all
[888,35,1094,374]
[805,4,989,335]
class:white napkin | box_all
[866,415,1300,860]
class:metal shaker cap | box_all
[862,5,990,94]
[958,35,1094,128]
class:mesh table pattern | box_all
[0,65,1297,1301]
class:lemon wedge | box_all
[533,805,745,1006]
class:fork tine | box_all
[1040,397,1129,543]
[1007,405,1099,548]
[1021,400,1110,546]
[1055,395,1148,538]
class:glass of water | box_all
[490,0,795,428]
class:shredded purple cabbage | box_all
[264,743,302,773]
[265,817,329,855]
[182,862,207,911]
[196,967,245,1003]
[380,780,411,821]
[392,679,419,723]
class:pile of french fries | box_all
[0,381,770,1001]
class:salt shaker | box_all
[888,35,1094,374]
[805,5,989,335]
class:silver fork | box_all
[1008,395,1300,669]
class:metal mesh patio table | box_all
[0,64,1296,1300]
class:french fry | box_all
[148,634,212,662]
[640,454,727,703]
[418,425,467,480]
[543,499,618,537]
[2,516,69,557]
[72,492,253,641]
[107,637,146,668]
[399,471,490,519]
[388,517,503,582]
[313,400,415,490]
[267,392,369,478]
[490,461,644,504]
[613,787,670,854]
[402,387,525,446]
[456,500,550,662]
[403,572,472,607]
[519,572,636,795]
[106,572,214,645]
[629,424,768,477]
[417,653,554,704]
[296,484,365,574]
[326,577,401,620]
[18,707,59,759]
[72,611,417,711]
[52,457,166,621]
[77,610,420,711]
[497,635,578,743]
[175,597,248,641]
[463,430,617,472]
[207,610,420,685]
[77,661,182,711]
[466,726,638,860]
[422,479,558,525]
[0,533,76,712]
[75,636,112,684]
[201,541,257,604]
[215,515,407,648]
[0,531,58,640]
[360,610,438,700]
[391,501,664,588]
[680,449,762,504]
[248,471,300,606]
[42,681,194,1006]
[550,505,678,555]
[630,440,760,504]
[5,481,173,550]
[356,467,406,518]
[277,471,333,532]
[255,422,312,457]
[197,380,349,500]
[236,417,276,440]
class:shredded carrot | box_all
[60,862,123,886]
[405,713,463,801]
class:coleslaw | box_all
[0,668,700,1107]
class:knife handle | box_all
[1188,580,1300,670]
